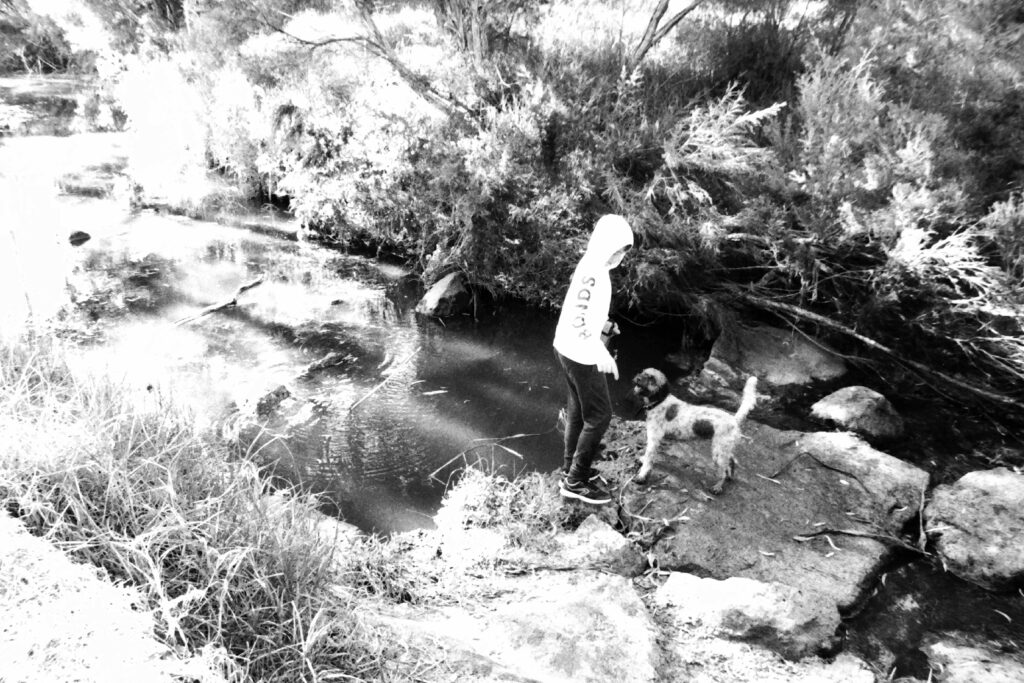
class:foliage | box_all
[73,0,1024,407]
[0,0,74,72]
[981,193,1024,285]
[836,0,1024,206]
[790,49,952,227]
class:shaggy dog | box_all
[632,369,758,494]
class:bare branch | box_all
[256,7,473,120]
[736,291,1024,411]
[627,0,709,74]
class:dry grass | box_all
[0,333,388,682]
[0,333,619,680]
[435,468,569,546]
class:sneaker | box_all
[560,468,608,486]
[559,476,612,505]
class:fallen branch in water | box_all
[173,276,265,326]
[346,346,421,413]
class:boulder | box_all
[925,468,1024,590]
[653,572,840,660]
[922,632,1024,683]
[261,490,361,545]
[435,513,646,578]
[664,638,875,683]
[548,514,647,577]
[811,386,905,440]
[415,271,472,317]
[708,325,843,387]
[366,570,660,682]
[613,422,929,612]
[698,323,846,392]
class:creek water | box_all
[0,78,669,533]
[3,75,1022,679]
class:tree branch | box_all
[256,8,473,120]
[627,0,709,74]
[735,291,1024,411]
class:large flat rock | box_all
[653,572,841,660]
[611,421,929,612]
[694,323,847,404]
[365,570,660,683]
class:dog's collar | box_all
[641,384,671,411]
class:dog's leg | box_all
[635,428,662,484]
[710,430,738,495]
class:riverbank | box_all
[0,335,393,681]
[6,329,1024,682]
[0,510,216,682]
[0,331,879,682]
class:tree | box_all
[627,0,709,74]
[0,0,74,72]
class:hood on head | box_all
[584,214,633,262]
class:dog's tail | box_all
[733,376,758,427]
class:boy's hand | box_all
[597,351,619,380]
[600,320,620,347]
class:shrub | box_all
[836,0,1024,206]
[980,192,1024,284]
[203,63,266,198]
[114,55,211,204]
[0,3,75,73]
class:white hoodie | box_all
[553,214,634,365]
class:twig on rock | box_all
[917,488,928,553]
[770,450,872,494]
[793,526,928,555]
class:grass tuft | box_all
[0,334,387,682]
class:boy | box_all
[553,214,633,504]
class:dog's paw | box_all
[710,482,725,495]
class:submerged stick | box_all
[173,276,265,326]
[346,346,421,413]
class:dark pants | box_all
[555,350,611,481]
